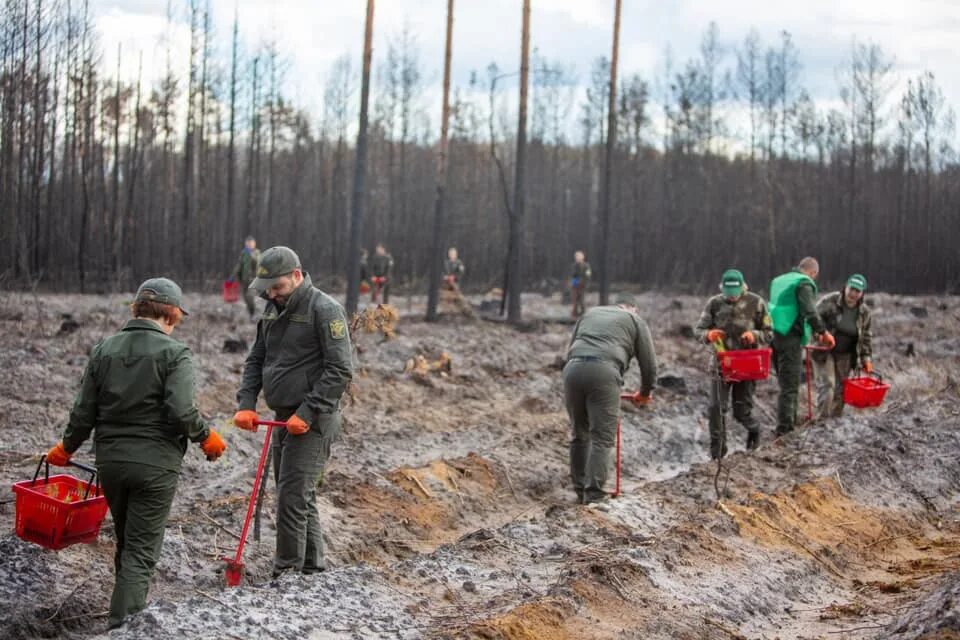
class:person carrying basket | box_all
[45,278,226,630]
[695,269,773,459]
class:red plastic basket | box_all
[12,460,108,550]
[843,374,891,408]
[718,348,773,383]
[223,280,240,303]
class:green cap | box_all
[250,246,301,292]
[847,273,867,291]
[135,277,188,315]
[720,269,745,297]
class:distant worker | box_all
[230,236,261,320]
[45,278,226,629]
[359,248,370,294]
[694,269,773,458]
[570,250,592,318]
[563,297,657,504]
[768,257,834,436]
[443,247,465,289]
[812,274,874,417]
[369,243,394,303]
[233,247,353,577]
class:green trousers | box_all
[242,284,257,318]
[98,462,179,629]
[813,351,854,418]
[563,359,620,503]
[271,409,339,575]
[773,333,803,435]
[708,377,757,459]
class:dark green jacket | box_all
[370,253,394,279]
[571,262,592,286]
[62,319,209,472]
[443,259,465,280]
[816,291,874,364]
[237,274,354,425]
[566,305,657,394]
[232,248,261,284]
[694,292,773,349]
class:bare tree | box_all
[598,0,621,306]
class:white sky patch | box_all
[91,0,960,147]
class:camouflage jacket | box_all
[815,291,874,364]
[694,292,774,350]
[232,248,261,284]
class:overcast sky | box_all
[93,0,960,141]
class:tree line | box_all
[1,1,957,299]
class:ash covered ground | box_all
[0,289,958,640]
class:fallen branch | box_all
[200,510,241,540]
[826,624,886,634]
[404,471,433,499]
[44,575,93,622]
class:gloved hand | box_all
[200,430,227,461]
[46,442,71,467]
[233,410,259,432]
[863,360,873,374]
[706,329,726,344]
[818,331,836,349]
[632,392,652,407]
[740,330,756,346]
[286,414,310,435]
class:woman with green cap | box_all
[812,273,874,417]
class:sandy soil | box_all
[0,288,958,640]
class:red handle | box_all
[254,419,287,427]
[231,424,275,565]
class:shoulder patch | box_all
[329,318,347,340]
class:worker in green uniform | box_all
[443,247,465,288]
[45,278,226,630]
[570,250,592,318]
[230,236,262,319]
[813,274,874,417]
[768,257,834,436]
[369,243,394,303]
[233,246,353,577]
[563,298,657,504]
[695,269,773,458]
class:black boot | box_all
[746,429,759,451]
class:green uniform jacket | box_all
[769,270,825,343]
[694,292,774,349]
[237,273,354,425]
[61,319,210,472]
[443,259,465,280]
[571,262,592,286]
[370,253,394,279]
[566,306,657,394]
[232,248,261,284]
[816,291,874,365]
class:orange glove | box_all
[46,442,71,466]
[200,430,227,461]
[286,414,310,435]
[818,331,836,349]
[233,410,259,432]
[632,392,652,407]
[705,329,726,344]
[863,360,873,374]
[740,330,756,346]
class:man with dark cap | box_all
[230,236,261,319]
[813,273,874,417]
[233,246,353,576]
[369,243,394,303]
[46,277,226,629]
[695,269,773,458]
[563,296,657,504]
[768,257,834,436]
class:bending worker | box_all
[813,273,874,417]
[563,297,657,504]
[769,257,834,436]
[233,246,353,577]
[46,278,226,629]
[695,269,773,458]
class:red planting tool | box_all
[614,391,645,498]
[371,276,387,302]
[223,419,287,587]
